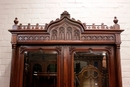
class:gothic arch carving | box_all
[46,11,86,33]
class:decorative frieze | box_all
[18,35,50,41]
[81,35,115,41]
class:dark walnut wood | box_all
[9,11,124,87]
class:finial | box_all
[113,16,118,24]
[113,16,120,29]
[12,17,19,29]
[14,17,19,25]
[61,11,70,18]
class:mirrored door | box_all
[69,46,112,87]
[22,46,61,87]
[21,45,113,87]
[73,51,109,87]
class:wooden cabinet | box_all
[9,11,123,87]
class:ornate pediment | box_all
[10,11,123,43]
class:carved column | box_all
[10,44,18,87]
[116,44,122,87]
[10,33,18,87]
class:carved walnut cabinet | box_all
[9,11,123,87]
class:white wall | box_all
[0,0,130,87]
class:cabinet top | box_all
[8,11,124,45]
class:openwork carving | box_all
[18,35,50,41]
[17,23,44,30]
[81,34,115,41]
[12,11,120,43]
[14,11,120,30]
[50,26,81,40]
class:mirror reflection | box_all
[23,50,57,87]
[74,51,109,87]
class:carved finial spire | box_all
[14,17,19,25]
[113,16,120,29]
[12,17,19,29]
[113,16,118,24]
[61,11,70,18]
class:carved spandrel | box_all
[105,46,112,54]
[20,46,27,54]
[56,46,62,54]
[69,46,75,55]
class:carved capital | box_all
[12,44,16,49]
[116,44,120,49]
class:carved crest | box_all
[10,11,122,43]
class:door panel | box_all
[69,46,113,87]
[22,46,62,87]
[21,45,114,87]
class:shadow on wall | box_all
[0,61,11,87]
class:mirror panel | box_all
[23,50,58,87]
[74,51,109,87]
